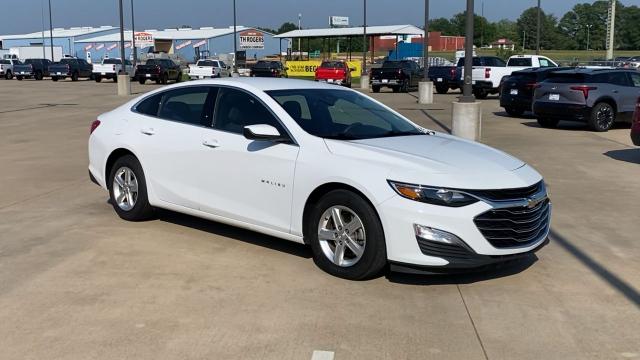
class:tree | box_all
[494,19,519,46]
[516,7,561,50]
[429,18,457,35]
[449,12,496,47]
[276,22,298,35]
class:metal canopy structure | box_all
[275,24,424,63]
[273,24,423,39]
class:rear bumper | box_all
[473,80,496,91]
[500,94,532,109]
[136,74,160,80]
[371,79,403,86]
[533,102,592,121]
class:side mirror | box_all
[243,124,286,142]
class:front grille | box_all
[468,181,543,201]
[474,199,550,248]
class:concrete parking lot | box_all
[0,78,639,360]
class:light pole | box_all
[117,0,131,95]
[452,0,481,141]
[536,0,541,55]
[360,0,369,90]
[586,24,593,51]
[233,0,238,74]
[40,0,46,59]
[297,13,302,59]
[418,0,433,104]
[130,0,137,67]
[48,0,54,61]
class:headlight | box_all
[388,181,478,207]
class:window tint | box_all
[135,93,163,117]
[508,58,532,67]
[0,60,10,64]
[629,72,640,87]
[157,86,214,126]
[214,88,285,135]
[490,57,506,67]
[219,61,227,68]
[609,72,630,86]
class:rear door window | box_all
[157,86,216,126]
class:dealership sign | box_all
[330,16,349,27]
[95,44,105,50]
[134,32,154,48]
[175,40,192,50]
[192,39,207,48]
[239,30,264,49]
[106,43,118,51]
[84,44,93,51]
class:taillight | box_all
[484,67,491,79]
[155,65,161,73]
[570,85,597,100]
[449,67,456,79]
[112,65,116,71]
[90,120,101,135]
[525,83,538,89]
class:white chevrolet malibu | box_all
[88,78,550,279]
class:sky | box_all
[3,0,640,36]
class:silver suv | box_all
[533,69,640,131]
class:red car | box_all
[632,97,640,145]
[314,60,353,87]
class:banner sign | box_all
[285,60,362,78]
[95,44,105,50]
[175,40,192,50]
[124,42,132,48]
[84,44,93,51]
[134,32,154,48]
[106,43,118,51]
[239,30,264,49]
[192,39,207,48]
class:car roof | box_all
[174,77,351,91]
[550,68,635,74]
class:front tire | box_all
[306,190,387,280]
[4,71,12,80]
[589,102,616,132]
[108,155,154,221]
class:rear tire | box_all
[35,71,43,80]
[71,72,79,81]
[51,76,58,82]
[588,102,616,132]
[435,84,449,94]
[16,76,23,81]
[537,117,559,128]
[139,78,146,85]
[108,155,155,221]
[95,75,102,82]
[372,85,380,93]
[505,106,525,117]
[4,71,12,80]
[306,189,387,280]
[161,73,168,84]
[473,88,488,99]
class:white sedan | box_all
[88,78,550,279]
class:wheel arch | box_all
[593,96,618,114]
[301,182,382,245]
[105,148,137,189]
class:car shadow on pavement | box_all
[493,111,536,119]
[155,209,313,259]
[604,149,640,164]
[385,255,538,285]
[521,120,631,131]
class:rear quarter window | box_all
[135,93,163,117]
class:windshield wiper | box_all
[376,130,424,138]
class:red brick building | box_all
[371,32,465,52]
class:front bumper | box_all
[533,102,591,122]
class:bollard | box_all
[452,101,482,141]
[418,81,433,104]
[117,74,131,96]
[360,74,369,91]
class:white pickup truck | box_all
[459,55,558,99]
[188,59,231,79]
[92,58,133,82]
[0,58,21,80]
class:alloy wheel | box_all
[112,166,139,211]
[317,206,366,267]
[596,105,614,130]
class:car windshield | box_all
[267,89,423,140]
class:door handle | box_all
[140,128,155,135]
[202,139,220,148]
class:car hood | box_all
[324,134,539,189]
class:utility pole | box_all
[606,0,616,60]
[130,0,137,67]
[48,0,54,61]
[452,0,481,141]
[523,31,526,51]
[536,0,541,55]
[481,0,484,48]
[586,24,592,51]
